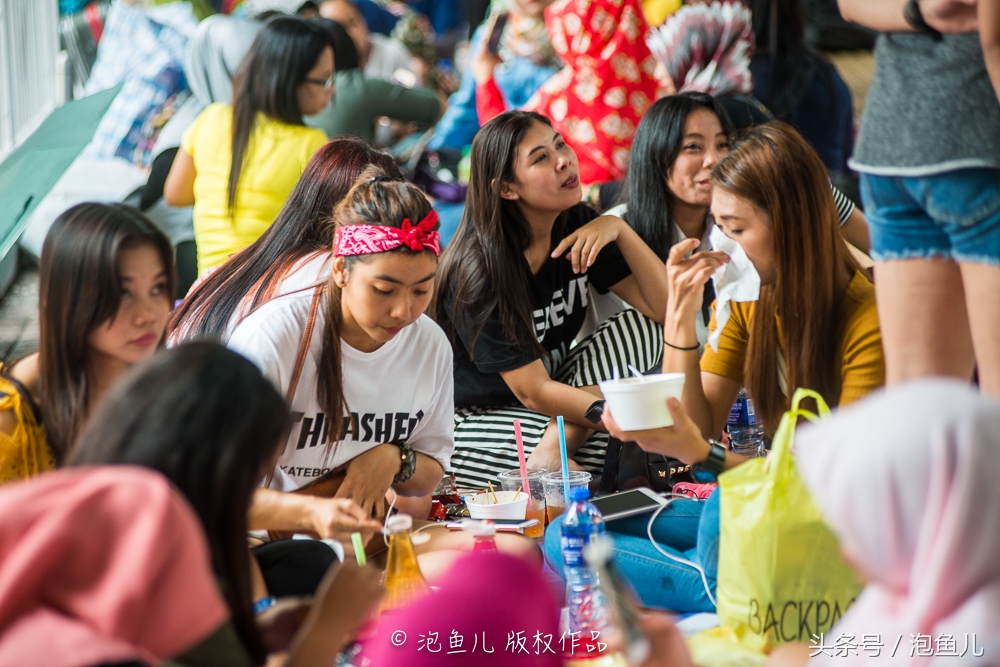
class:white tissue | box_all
[708,225,760,352]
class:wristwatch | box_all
[690,439,726,483]
[584,399,605,425]
[903,0,942,39]
[391,441,416,483]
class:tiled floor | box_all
[0,267,39,365]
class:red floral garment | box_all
[477,0,660,184]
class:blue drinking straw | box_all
[557,415,570,498]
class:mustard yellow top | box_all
[0,367,54,484]
[700,270,885,407]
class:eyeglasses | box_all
[305,75,335,91]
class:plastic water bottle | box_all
[727,388,766,457]
[561,486,613,658]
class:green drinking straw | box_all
[557,415,570,498]
[351,532,366,566]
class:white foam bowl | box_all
[599,372,686,430]
[465,490,528,520]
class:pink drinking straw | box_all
[513,419,530,508]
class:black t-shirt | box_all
[446,203,632,407]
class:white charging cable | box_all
[644,494,717,607]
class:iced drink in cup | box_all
[599,372,685,430]
[541,470,592,524]
[498,468,546,538]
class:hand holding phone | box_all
[487,13,509,54]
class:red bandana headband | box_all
[334,210,441,257]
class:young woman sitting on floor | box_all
[433,110,668,492]
[220,169,538,574]
[545,123,885,613]
[0,203,173,484]
[69,343,384,666]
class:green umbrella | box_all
[0,84,122,267]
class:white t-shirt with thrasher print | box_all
[228,288,455,491]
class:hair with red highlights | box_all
[170,137,402,341]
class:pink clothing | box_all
[0,466,229,667]
[359,552,562,666]
[797,379,1000,664]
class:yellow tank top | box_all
[0,366,54,484]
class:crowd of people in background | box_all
[2,0,999,664]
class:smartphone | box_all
[590,487,668,521]
[486,13,509,54]
[445,518,541,532]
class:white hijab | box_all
[796,379,1000,665]
[154,15,260,155]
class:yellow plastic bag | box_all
[714,388,862,652]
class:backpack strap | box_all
[286,286,323,404]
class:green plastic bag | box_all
[714,388,862,652]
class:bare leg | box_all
[959,262,1000,396]
[392,493,432,520]
[874,259,975,385]
[413,525,543,583]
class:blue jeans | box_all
[861,169,1000,265]
[543,490,720,613]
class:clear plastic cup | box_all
[541,470,592,525]
[498,468,546,538]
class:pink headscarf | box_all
[358,552,562,667]
[0,467,230,667]
[796,379,1000,664]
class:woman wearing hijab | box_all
[358,552,563,666]
[0,467,231,667]
[473,0,661,187]
[769,379,1000,665]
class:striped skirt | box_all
[449,309,663,492]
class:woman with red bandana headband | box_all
[227,168,451,536]
[227,167,541,571]
[473,0,662,187]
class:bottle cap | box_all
[461,519,497,538]
[569,486,590,502]
[385,514,413,534]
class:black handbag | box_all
[597,435,693,496]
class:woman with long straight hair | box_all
[434,110,668,491]
[164,15,332,274]
[550,123,885,613]
[170,137,402,343]
[0,203,174,484]
[584,92,867,341]
[225,168,454,531]
[69,343,384,666]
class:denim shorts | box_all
[861,168,1000,265]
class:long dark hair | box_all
[228,15,331,213]
[616,93,735,261]
[171,138,401,341]
[434,110,554,357]
[38,203,175,461]
[68,343,290,666]
[711,122,862,433]
[318,167,437,442]
[312,17,361,71]
[749,0,832,121]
